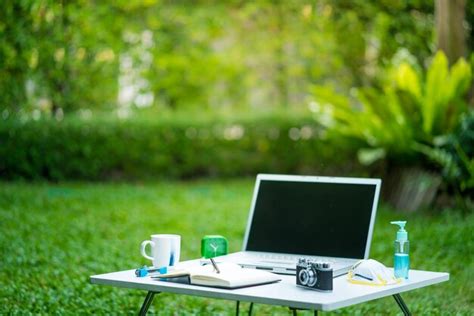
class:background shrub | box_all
[0,113,360,181]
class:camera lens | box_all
[307,269,317,287]
[298,269,309,285]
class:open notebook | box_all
[151,263,281,289]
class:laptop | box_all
[219,174,381,276]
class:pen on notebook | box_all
[210,258,220,273]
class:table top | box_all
[90,260,449,311]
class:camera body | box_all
[296,258,333,292]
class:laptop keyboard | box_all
[256,253,325,263]
[254,253,355,265]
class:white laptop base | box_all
[219,251,357,277]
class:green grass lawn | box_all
[0,179,472,315]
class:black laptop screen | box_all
[245,179,378,259]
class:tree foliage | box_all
[0,0,471,118]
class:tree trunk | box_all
[435,0,467,65]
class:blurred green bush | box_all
[309,51,473,210]
[310,51,472,167]
[0,113,358,181]
[418,110,474,199]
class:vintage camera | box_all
[296,258,333,292]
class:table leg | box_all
[236,301,255,316]
[289,307,318,316]
[289,307,318,315]
[139,291,160,316]
[393,294,411,316]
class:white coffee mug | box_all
[140,234,181,268]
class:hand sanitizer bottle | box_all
[391,221,409,279]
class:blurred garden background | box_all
[1,0,473,314]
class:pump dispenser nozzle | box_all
[391,221,408,242]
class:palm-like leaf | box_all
[311,51,472,165]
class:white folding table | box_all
[90,259,448,315]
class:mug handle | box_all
[140,240,155,261]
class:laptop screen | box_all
[244,177,379,259]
